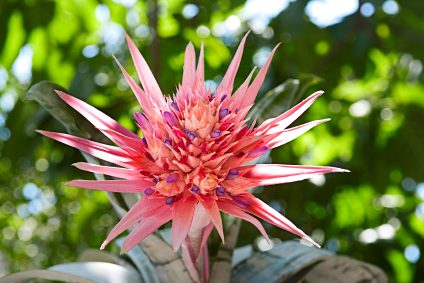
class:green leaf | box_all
[0,262,143,283]
[248,74,323,125]
[293,74,323,106]
[27,81,92,138]
[26,81,129,213]
[230,241,387,283]
[116,237,163,283]
[78,249,139,277]
[248,79,299,125]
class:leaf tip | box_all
[100,241,107,250]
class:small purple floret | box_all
[166,196,175,205]
[142,137,148,147]
[216,186,225,196]
[153,178,158,184]
[221,95,227,103]
[234,108,238,114]
[219,108,229,120]
[183,129,189,134]
[144,187,155,196]
[225,169,239,180]
[188,132,196,141]
[232,197,250,208]
[171,102,179,111]
[210,130,221,138]
[164,139,172,146]
[192,185,200,194]
[166,173,178,183]
[246,145,268,159]
[163,111,179,127]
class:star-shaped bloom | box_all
[38,32,347,258]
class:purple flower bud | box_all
[234,108,238,114]
[171,102,179,111]
[153,178,158,184]
[134,112,153,133]
[192,185,200,194]
[225,169,239,180]
[142,137,148,147]
[163,111,179,127]
[183,129,189,134]
[232,197,250,208]
[219,108,229,120]
[216,186,225,196]
[166,196,175,205]
[188,132,196,141]
[210,130,221,138]
[164,139,172,146]
[166,173,179,183]
[144,187,155,196]
[246,145,268,159]
[221,95,227,103]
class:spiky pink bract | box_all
[38,32,348,280]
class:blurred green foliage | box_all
[0,0,424,282]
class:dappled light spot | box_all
[359,229,378,244]
[182,4,199,19]
[382,0,399,15]
[349,100,371,117]
[404,245,420,263]
[305,0,359,28]
[360,3,375,17]
[82,45,99,58]
[402,177,416,191]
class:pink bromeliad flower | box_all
[38,32,347,280]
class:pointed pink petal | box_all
[239,164,349,186]
[72,162,142,180]
[195,42,204,84]
[112,55,151,112]
[240,195,319,247]
[172,196,198,252]
[101,196,166,249]
[125,33,166,108]
[36,130,133,167]
[219,31,250,93]
[258,90,324,132]
[55,91,140,143]
[183,42,196,89]
[199,198,224,243]
[200,222,214,251]
[267,119,330,149]
[121,205,172,253]
[98,128,144,151]
[64,179,155,193]
[240,43,280,109]
[231,66,257,108]
[217,201,269,244]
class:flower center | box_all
[137,90,255,201]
